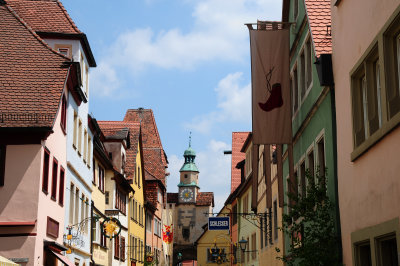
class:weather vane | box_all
[189,131,192,147]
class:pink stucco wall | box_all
[0,94,67,265]
[331,0,400,264]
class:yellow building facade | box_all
[128,135,146,265]
[196,207,231,266]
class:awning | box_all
[0,255,19,266]
[49,250,74,266]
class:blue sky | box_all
[63,0,282,212]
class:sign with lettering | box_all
[208,217,230,231]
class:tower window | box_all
[185,174,188,179]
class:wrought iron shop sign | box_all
[208,217,230,231]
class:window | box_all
[98,165,104,192]
[243,194,249,213]
[105,191,109,205]
[87,136,92,167]
[42,148,50,194]
[300,51,306,99]
[85,197,89,233]
[59,167,65,206]
[115,189,126,214]
[350,13,400,160]
[352,46,382,148]
[300,161,306,197]
[100,224,107,248]
[74,187,79,224]
[305,38,313,89]
[54,44,72,58]
[115,235,120,259]
[92,159,96,184]
[51,158,58,200]
[154,218,161,237]
[354,241,372,266]
[292,67,299,113]
[83,129,87,162]
[81,193,85,230]
[60,95,67,131]
[85,65,89,96]
[92,219,98,244]
[121,236,126,261]
[157,188,162,202]
[307,149,314,179]
[260,214,264,249]
[376,234,398,266]
[146,213,152,232]
[73,111,78,148]
[385,15,400,119]
[69,183,74,224]
[78,119,82,155]
[317,137,325,179]
[46,216,59,238]
[182,228,190,240]
[0,145,6,186]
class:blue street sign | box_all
[208,217,230,231]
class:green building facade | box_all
[281,0,340,259]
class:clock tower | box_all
[167,136,214,264]
[178,140,199,203]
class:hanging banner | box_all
[249,24,292,144]
[162,224,173,244]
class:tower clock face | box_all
[180,188,194,202]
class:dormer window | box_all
[54,44,72,59]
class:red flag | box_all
[249,25,292,144]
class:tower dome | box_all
[180,134,199,172]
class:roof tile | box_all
[0,4,70,128]
[305,0,332,56]
[6,0,81,34]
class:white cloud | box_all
[92,0,282,95]
[185,72,251,134]
[167,139,231,212]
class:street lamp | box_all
[238,238,248,252]
[177,252,182,261]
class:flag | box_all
[249,24,292,144]
[162,224,173,244]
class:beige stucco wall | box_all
[331,0,400,264]
[257,146,284,266]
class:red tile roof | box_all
[124,109,168,184]
[6,0,81,34]
[231,132,249,193]
[196,192,214,207]
[97,121,141,181]
[166,192,214,207]
[144,180,159,208]
[0,4,71,128]
[304,0,332,56]
[143,149,166,185]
